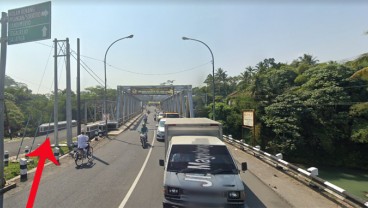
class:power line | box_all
[34,42,53,48]
[71,51,104,84]
[70,52,104,86]
[72,49,212,76]
[37,45,53,94]
[107,61,212,76]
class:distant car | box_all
[157,112,165,121]
[156,118,166,140]
[164,112,180,118]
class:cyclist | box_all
[77,130,90,155]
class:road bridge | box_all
[3,107,346,208]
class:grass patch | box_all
[4,158,39,181]
[4,145,70,181]
[59,146,70,155]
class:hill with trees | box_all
[193,54,368,169]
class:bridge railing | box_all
[223,135,368,208]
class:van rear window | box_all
[167,145,237,174]
[166,113,179,118]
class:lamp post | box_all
[104,35,133,135]
[182,37,215,120]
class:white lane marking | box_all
[118,131,156,208]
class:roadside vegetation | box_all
[3,145,70,181]
[3,77,116,138]
[192,54,368,171]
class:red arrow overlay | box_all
[25,138,59,208]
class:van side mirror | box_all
[159,159,165,166]
[241,162,247,171]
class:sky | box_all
[1,0,368,94]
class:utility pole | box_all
[53,39,59,146]
[54,39,70,146]
[66,38,72,147]
[77,38,81,135]
[0,12,8,199]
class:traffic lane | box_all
[4,125,152,207]
[4,127,77,157]
[123,134,165,208]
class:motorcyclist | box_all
[77,130,89,155]
[141,123,148,134]
[140,124,148,143]
[143,114,148,124]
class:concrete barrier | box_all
[24,146,30,159]
[223,135,368,208]
[20,158,27,182]
[54,147,60,163]
[4,151,9,166]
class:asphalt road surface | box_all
[4,111,293,208]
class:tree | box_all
[291,54,318,67]
[237,67,254,90]
[262,92,305,153]
[349,103,368,143]
[215,68,228,96]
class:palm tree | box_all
[215,68,228,96]
[298,54,318,66]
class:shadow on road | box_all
[110,137,142,147]
[75,161,96,169]
[92,155,110,166]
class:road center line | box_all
[118,131,156,208]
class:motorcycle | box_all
[140,132,147,148]
[143,117,148,124]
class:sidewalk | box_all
[227,143,343,208]
[108,114,142,136]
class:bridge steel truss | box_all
[116,86,142,128]
[82,99,116,124]
[159,85,194,118]
[117,85,194,119]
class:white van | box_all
[160,136,247,208]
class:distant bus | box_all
[38,120,77,134]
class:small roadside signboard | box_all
[7,1,51,45]
[243,110,254,127]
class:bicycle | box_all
[74,145,93,167]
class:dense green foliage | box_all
[3,75,116,137]
[193,54,368,170]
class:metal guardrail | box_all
[223,135,368,208]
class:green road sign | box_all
[8,1,51,45]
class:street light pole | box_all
[104,35,133,135]
[182,37,215,120]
